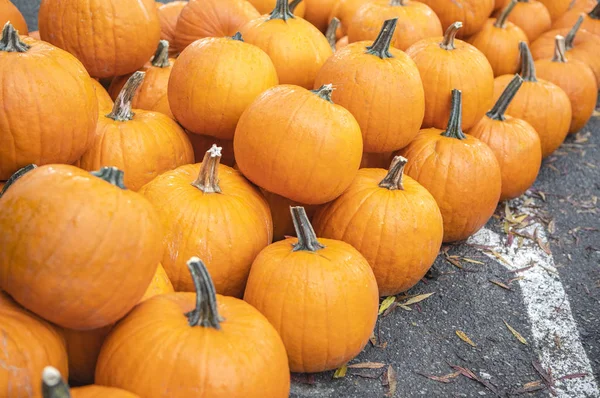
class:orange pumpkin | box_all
[406,22,495,131]
[552,2,600,35]
[493,42,572,158]
[315,18,425,153]
[313,156,444,295]
[538,0,572,21]
[569,0,597,12]
[169,33,278,139]
[96,257,290,397]
[234,84,363,204]
[157,1,187,56]
[328,0,375,37]
[494,0,551,42]
[0,0,27,34]
[42,366,140,398]
[467,0,530,77]
[304,0,338,32]
[150,93,173,118]
[261,189,318,241]
[185,132,236,166]
[39,0,161,78]
[418,0,495,38]
[248,0,306,16]
[348,0,443,50]
[468,75,542,201]
[0,23,98,180]
[398,89,502,242]
[90,78,114,111]
[0,163,37,198]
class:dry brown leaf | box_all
[489,279,512,290]
[385,365,397,397]
[379,296,396,315]
[486,250,511,266]
[504,320,528,345]
[417,371,460,384]
[455,330,477,347]
[333,364,348,378]
[402,292,435,306]
[348,362,386,369]
[462,257,485,265]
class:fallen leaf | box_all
[532,360,554,387]
[511,380,546,394]
[384,365,397,397]
[417,371,460,384]
[333,364,347,378]
[489,279,512,290]
[462,257,485,265]
[402,292,435,306]
[455,330,477,347]
[559,373,588,380]
[486,250,511,266]
[504,320,528,345]
[379,296,396,315]
[450,365,500,396]
[398,304,412,311]
[348,362,386,369]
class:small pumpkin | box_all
[234,84,363,204]
[261,189,318,241]
[398,89,502,242]
[315,18,425,153]
[248,0,306,16]
[494,0,552,42]
[468,75,542,201]
[42,366,140,398]
[406,22,495,131]
[304,0,338,31]
[157,1,187,56]
[90,78,114,111]
[418,0,495,38]
[244,207,379,372]
[538,0,572,21]
[552,1,600,35]
[0,0,27,34]
[185,132,236,166]
[328,0,375,38]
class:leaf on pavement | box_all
[489,279,512,290]
[402,292,435,306]
[450,365,500,396]
[503,320,528,345]
[384,365,397,397]
[455,330,477,347]
[417,371,460,384]
[348,362,386,369]
[462,257,485,265]
[379,296,396,315]
[333,364,347,378]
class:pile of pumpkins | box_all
[1,0,598,396]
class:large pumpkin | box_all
[38,0,161,78]
[248,0,306,16]
[157,1,187,56]
[0,0,28,34]
[494,0,551,42]
[552,2,600,35]
[0,23,98,180]
[42,366,140,398]
[304,0,337,31]
[418,0,495,38]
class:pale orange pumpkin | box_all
[494,0,552,42]
[418,0,495,38]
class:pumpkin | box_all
[173,0,260,51]
[150,93,174,118]
[38,0,161,78]
[234,84,363,204]
[96,257,290,397]
[261,189,318,241]
[534,35,597,133]
[538,0,572,21]
[245,206,379,372]
[313,156,444,295]
[0,165,164,330]
[90,78,114,111]
[494,0,552,42]
[0,163,37,198]
[552,2,600,35]
[304,0,338,32]
[336,35,350,49]
[569,0,597,12]
[405,22,495,131]
[239,0,333,89]
[467,0,530,77]
[468,75,542,201]
[328,0,375,37]
[42,366,140,398]
[0,23,98,180]
[0,291,68,397]
[248,0,306,16]
[315,18,425,153]
[157,1,187,56]
[418,0,495,38]
[169,33,278,139]
[361,152,393,168]
[348,0,443,51]
[185,132,236,166]
[0,0,27,34]
[493,42,572,158]
[397,89,502,242]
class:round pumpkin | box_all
[42,366,140,398]
[169,33,278,139]
[157,1,187,56]
[0,24,98,180]
[0,0,27,34]
[90,78,114,111]
[397,89,502,242]
[406,22,495,131]
[552,2,600,35]
[494,0,552,42]
[304,0,337,31]
[234,84,363,204]
[39,0,161,78]
[248,0,306,16]
[261,189,319,241]
[0,165,164,330]
[185,132,236,166]
[315,18,425,153]
[468,74,542,201]
[418,0,495,38]
[328,0,375,37]
[538,0,572,21]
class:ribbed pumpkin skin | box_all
[0,0,28,34]
[0,37,99,180]
[538,0,571,21]
[495,0,551,42]
[0,291,69,397]
[248,0,306,16]
[38,0,161,78]
[71,386,140,398]
[418,0,495,38]
[304,0,337,31]
[157,1,187,56]
[90,78,114,111]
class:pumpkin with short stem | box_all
[0,165,164,330]
[169,33,278,139]
[0,23,99,180]
[328,0,375,38]
[0,0,27,34]
[234,84,363,204]
[534,35,597,133]
[493,0,552,42]
[39,0,160,78]
[248,0,306,16]
[261,189,318,241]
[0,291,68,397]
[174,0,260,51]
[418,0,495,38]
[239,0,332,89]
[157,1,187,56]
[313,157,444,295]
[42,366,140,398]
[245,207,379,372]
[185,132,236,166]
[538,0,572,21]
[406,22,495,131]
[467,0,530,77]
[315,19,425,153]
[398,90,502,242]
[552,1,600,35]
[90,78,114,111]
[304,0,337,31]
[468,75,542,201]
[493,42,572,158]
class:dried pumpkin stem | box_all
[326,17,340,51]
[151,40,171,68]
[589,1,600,19]
[185,257,223,330]
[191,144,222,193]
[311,84,334,103]
[269,0,295,21]
[389,0,406,6]
[365,18,398,59]
[379,156,408,190]
[441,89,466,140]
[231,31,244,41]
[106,71,145,121]
[41,366,71,398]
[494,0,517,28]
[518,41,537,82]
[486,74,523,121]
[565,15,584,49]
[552,35,568,63]
[90,167,127,189]
[440,22,463,50]
[0,164,37,198]
[291,206,325,252]
[0,22,30,52]
[289,0,303,13]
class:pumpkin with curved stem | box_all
[326,17,341,51]
[157,1,187,56]
[313,156,444,295]
[315,19,425,153]
[329,0,375,38]
[468,75,542,201]
[304,0,337,31]
[552,1,600,35]
[493,0,552,42]
[234,84,363,204]
[538,0,572,21]
[0,0,28,34]
[0,23,99,180]
[245,207,379,372]
[261,189,318,241]
[42,366,140,398]
[493,42,572,158]
[534,35,597,133]
[418,0,495,38]
[248,0,306,16]
[185,132,236,166]
[397,90,502,242]
[39,0,161,78]
[467,0,530,77]
[169,33,278,139]
[406,22,495,131]
[90,78,114,111]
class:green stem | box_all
[494,0,517,28]
[326,17,340,51]
[191,144,222,193]
[291,206,325,252]
[90,167,127,189]
[289,0,303,12]
[151,40,171,68]
[185,257,223,329]
[231,32,243,41]
[565,15,584,50]
[41,367,71,398]
[106,71,145,121]
[365,18,398,59]
[311,84,334,103]
[486,74,523,121]
[552,35,568,63]
[589,1,600,19]
[440,22,463,50]
[441,89,466,140]
[378,156,408,190]
[518,41,537,82]
[0,164,37,198]
[0,22,30,52]
[268,0,295,21]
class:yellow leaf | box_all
[333,364,348,378]
[504,320,528,345]
[398,304,412,311]
[378,296,396,315]
[402,292,435,306]
[455,330,476,347]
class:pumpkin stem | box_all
[291,206,325,252]
[191,144,222,194]
[268,0,295,21]
[289,0,303,12]
[151,40,171,68]
[311,84,334,103]
[589,1,600,19]
[440,22,462,50]
[378,156,408,190]
[518,41,537,82]
[231,31,244,41]
[389,0,406,5]
[552,35,568,63]
[494,0,517,28]
[486,74,523,121]
[0,164,37,198]
[0,22,30,52]
[365,18,398,59]
[185,257,223,330]
[326,17,340,51]
[41,366,71,398]
[106,71,145,122]
[441,89,466,140]
[564,15,584,50]
[90,167,127,189]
